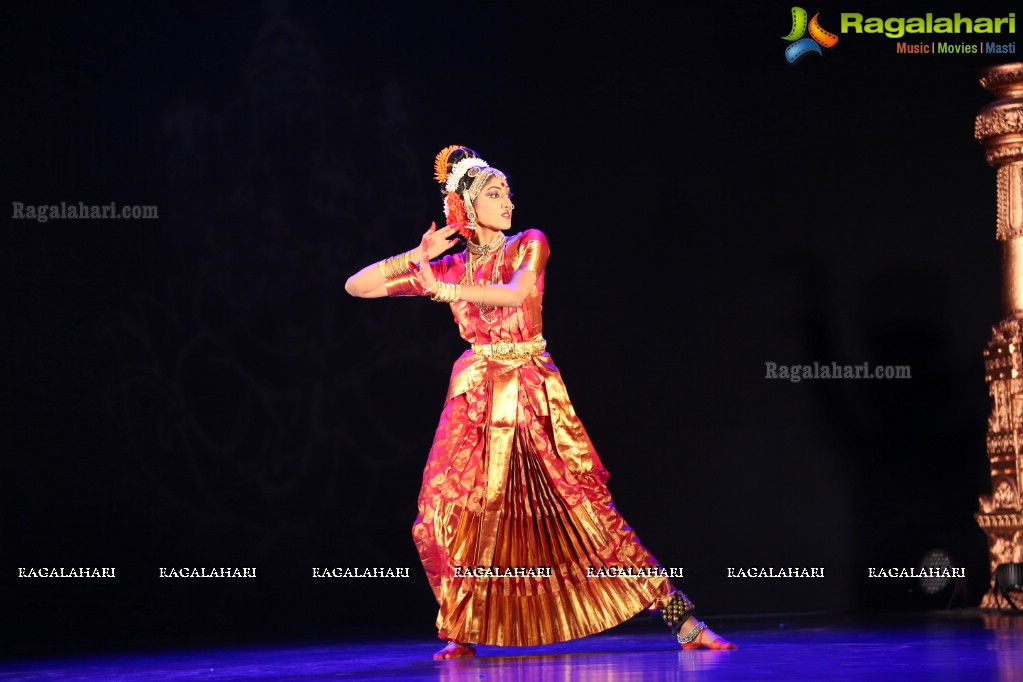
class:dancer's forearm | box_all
[425,269,537,307]
[344,246,423,298]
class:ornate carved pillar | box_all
[975,62,1023,608]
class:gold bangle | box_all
[395,251,414,277]
[445,283,460,303]
[379,250,414,279]
[431,281,460,303]
[479,285,486,306]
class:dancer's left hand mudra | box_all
[343,220,458,299]
[418,221,460,261]
[413,223,450,294]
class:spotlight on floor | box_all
[918,548,966,608]
[995,563,1023,610]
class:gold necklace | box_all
[463,241,504,325]
[466,233,506,256]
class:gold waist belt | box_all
[471,337,547,359]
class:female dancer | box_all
[345,146,735,658]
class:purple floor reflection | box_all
[3,610,1023,681]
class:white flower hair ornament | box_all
[444,157,490,193]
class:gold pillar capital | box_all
[976,62,1023,168]
[980,63,1023,98]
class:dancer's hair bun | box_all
[433,145,481,190]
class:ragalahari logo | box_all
[783,7,839,63]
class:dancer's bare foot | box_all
[433,642,477,660]
[678,618,737,650]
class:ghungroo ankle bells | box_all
[660,590,695,633]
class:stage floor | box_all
[3,610,1023,681]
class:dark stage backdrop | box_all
[3,0,1016,654]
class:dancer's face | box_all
[473,176,514,231]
